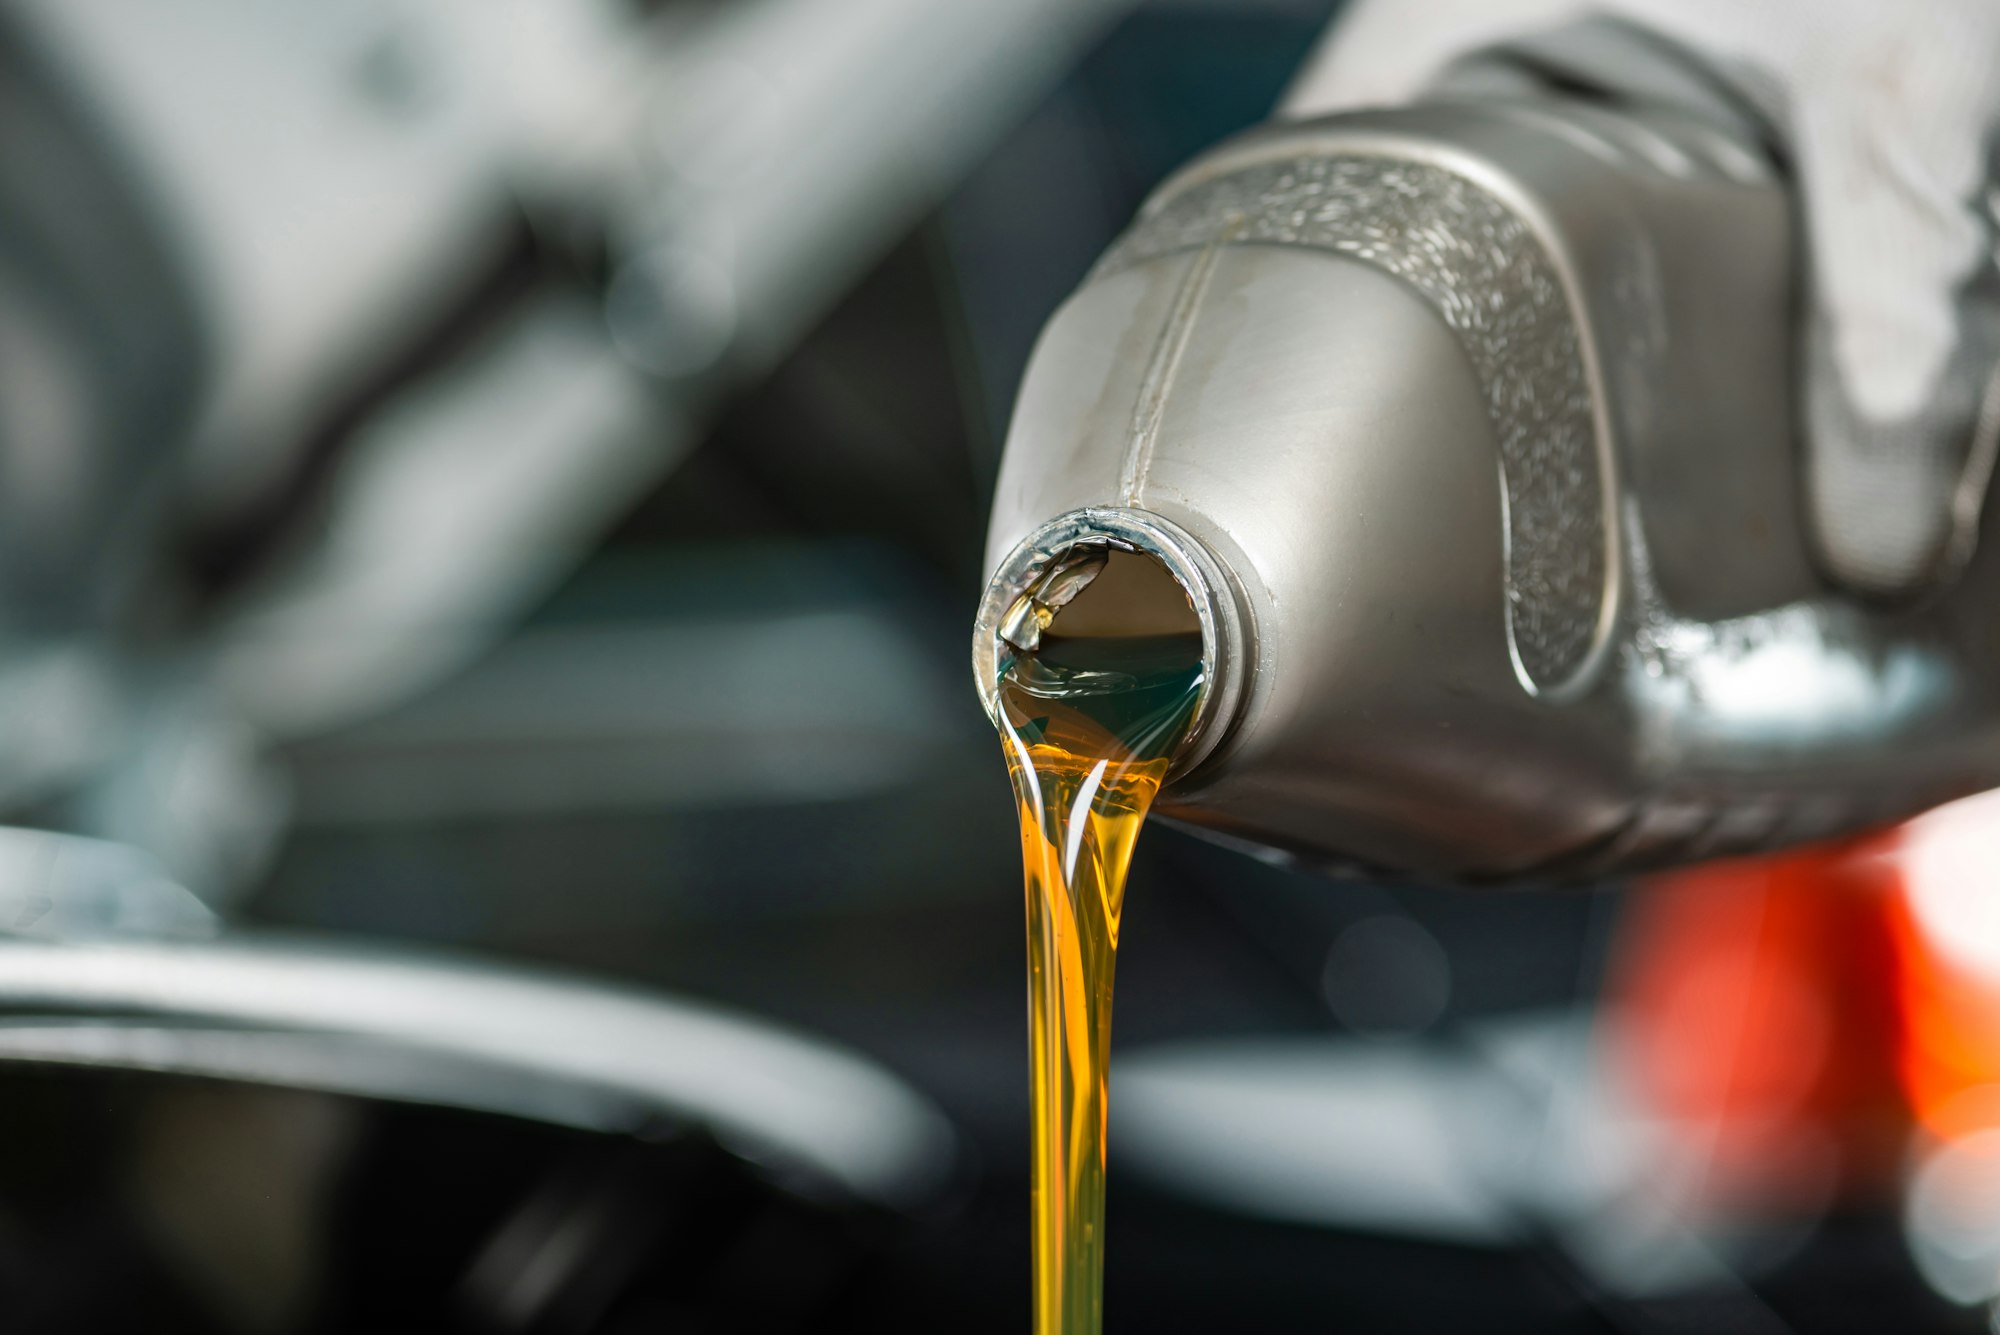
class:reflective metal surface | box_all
[975,91,2000,881]
[0,933,955,1211]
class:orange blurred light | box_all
[1889,788,2000,1144]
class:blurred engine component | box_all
[0,0,1130,899]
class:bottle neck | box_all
[973,506,1246,785]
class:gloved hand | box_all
[1287,0,2000,598]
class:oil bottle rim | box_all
[972,506,1247,785]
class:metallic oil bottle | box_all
[973,39,2000,883]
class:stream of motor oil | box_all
[993,553,1204,1335]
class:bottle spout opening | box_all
[973,507,1247,783]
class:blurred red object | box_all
[1610,787,2000,1221]
[1609,834,1907,1213]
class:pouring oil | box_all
[992,549,1204,1335]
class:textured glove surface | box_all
[1289,0,2000,596]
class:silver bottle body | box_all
[975,102,2000,882]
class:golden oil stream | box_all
[992,551,1203,1335]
